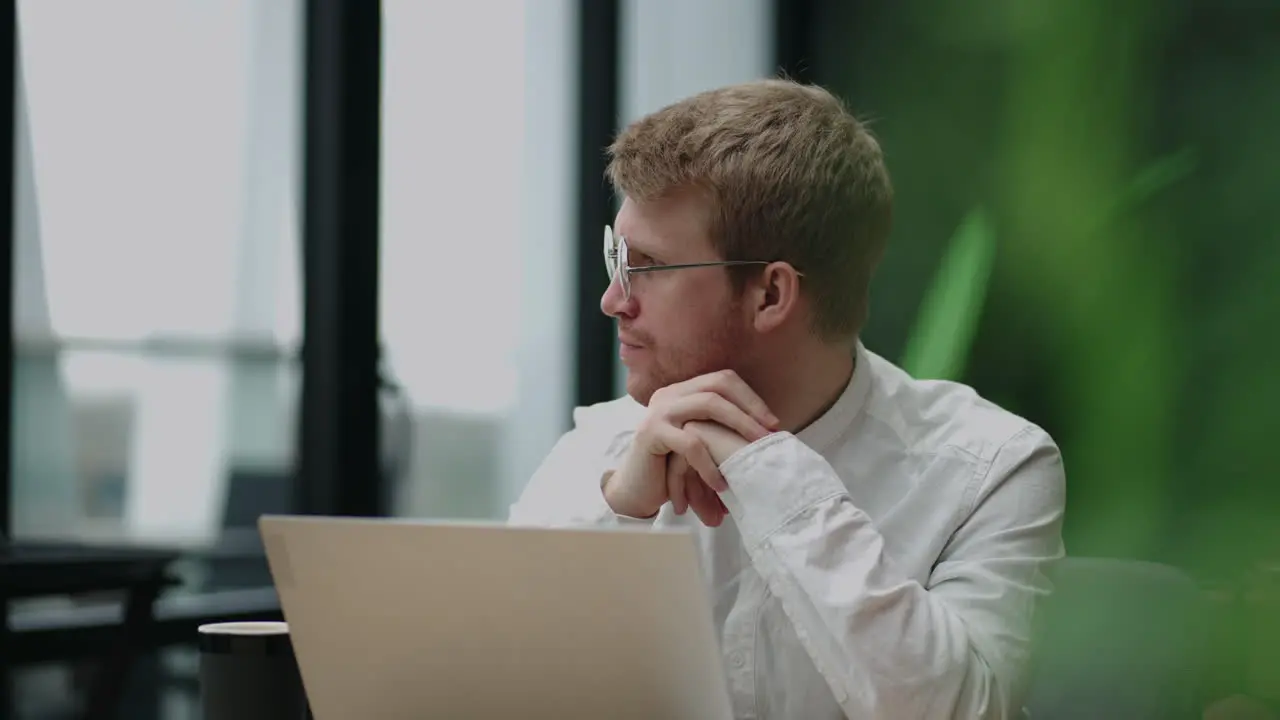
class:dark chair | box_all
[1025,556,1207,719]
[198,468,294,591]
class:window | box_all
[11,0,302,550]
[380,0,575,519]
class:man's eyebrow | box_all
[620,232,661,258]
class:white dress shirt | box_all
[509,342,1065,719]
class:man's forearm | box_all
[716,430,1063,718]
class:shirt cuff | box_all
[718,431,847,545]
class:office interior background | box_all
[2,0,1277,717]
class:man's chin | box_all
[624,372,659,407]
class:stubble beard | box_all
[627,305,750,406]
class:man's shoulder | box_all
[861,348,1056,464]
[570,395,646,435]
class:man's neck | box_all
[748,342,856,435]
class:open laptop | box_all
[258,515,734,720]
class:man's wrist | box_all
[602,472,659,520]
[683,420,753,466]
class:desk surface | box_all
[1,541,178,598]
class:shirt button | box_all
[729,652,746,668]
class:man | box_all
[509,79,1065,719]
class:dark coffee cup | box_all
[198,621,311,720]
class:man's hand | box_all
[663,421,753,526]
[684,420,752,464]
[602,370,777,523]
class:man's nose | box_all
[600,275,634,319]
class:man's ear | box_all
[748,262,804,334]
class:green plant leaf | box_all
[1090,148,1198,231]
[1125,147,1198,206]
[900,207,997,381]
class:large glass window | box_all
[9,2,304,716]
[380,0,575,520]
[11,0,302,551]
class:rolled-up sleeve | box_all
[718,427,1065,719]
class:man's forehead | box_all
[615,195,710,254]
[613,203,660,253]
[614,224,659,254]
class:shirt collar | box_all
[795,340,872,451]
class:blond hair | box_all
[607,79,893,339]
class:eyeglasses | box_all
[604,225,800,301]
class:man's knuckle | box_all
[670,427,701,450]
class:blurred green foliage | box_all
[816,2,1280,704]
[900,207,996,381]
[822,0,1279,576]
[818,0,1280,702]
